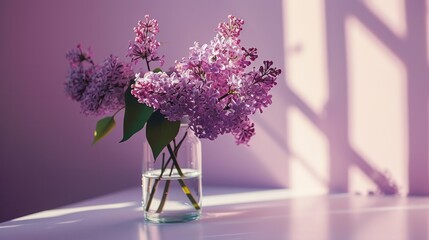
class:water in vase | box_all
[142,168,202,223]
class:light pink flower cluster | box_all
[127,15,164,65]
[132,15,281,144]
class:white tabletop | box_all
[1,187,428,240]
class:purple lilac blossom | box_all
[132,15,281,145]
[65,44,94,101]
[127,15,164,66]
[65,45,134,116]
[80,55,133,115]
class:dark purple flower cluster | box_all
[65,45,133,116]
[131,15,281,145]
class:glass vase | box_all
[142,122,202,223]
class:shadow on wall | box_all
[282,0,428,195]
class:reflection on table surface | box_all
[1,187,428,240]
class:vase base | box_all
[144,211,201,223]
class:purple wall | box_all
[0,0,149,222]
[0,0,286,222]
[1,0,428,223]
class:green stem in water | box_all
[155,132,190,213]
[145,131,196,212]
[155,180,170,213]
[156,155,175,213]
[167,144,201,210]
[145,153,170,211]
[145,179,160,211]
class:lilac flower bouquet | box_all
[65,15,280,221]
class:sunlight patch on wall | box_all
[287,107,329,192]
[349,165,378,195]
[362,0,406,38]
[284,0,328,114]
[346,16,408,194]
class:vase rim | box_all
[181,116,190,124]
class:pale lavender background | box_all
[1,0,428,223]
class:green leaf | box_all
[146,110,180,159]
[93,117,116,145]
[153,68,163,73]
[120,84,154,142]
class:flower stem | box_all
[156,156,175,213]
[145,179,160,211]
[112,106,125,118]
[166,144,201,210]
[144,160,172,211]
[145,57,151,72]
[145,131,201,212]
[156,179,170,213]
[154,132,193,213]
